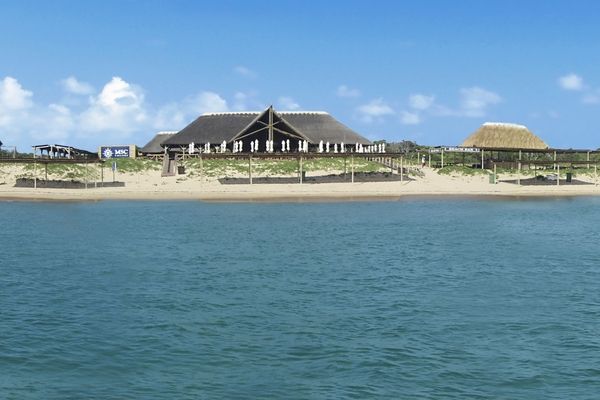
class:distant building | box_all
[461,122,549,150]
[139,131,177,155]
[33,144,97,159]
[162,106,370,152]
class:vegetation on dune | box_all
[182,157,388,178]
[437,166,490,176]
[20,163,99,180]
[106,158,161,173]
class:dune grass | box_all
[182,157,387,178]
[437,166,490,176]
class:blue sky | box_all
[2,0,600,151]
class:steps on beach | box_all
[162,157,176,177]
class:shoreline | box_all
[1,184,599,203]
[3,165,599,203]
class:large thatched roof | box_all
[162,107,370,147]
[461,122,549,150]
[140,132,176,154]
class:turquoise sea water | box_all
[1,198,600,399]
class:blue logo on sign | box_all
[101,146,130,159]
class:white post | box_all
[557,164,560,187]
[587,151,590,169]
[493,163,497,184]
[481,150,484,170]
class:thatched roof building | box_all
[140,131,176,154]
[461,122,549,150]
[162,106,370,152]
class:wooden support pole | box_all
[481,150,484,170]
[199,155,203,182]
[390,157,394,174]
[85,160,88,189]
[400,156,404,182]
[34,159,37,189]
[557,164,560,187]
[45,163,48,181]
[553,151,557,170]
[299,155,303,184]
[587,151,590,169]
[428,152,431,168]
[595,165,598,186]
[351,155,355,183]
[249,155,252,185]
[517,161,521,185]
[441,149,444,168]
[493,163,497,184]
[101,164,104,187]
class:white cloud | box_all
[0,77,33,130]
[356,98,394,123]
[400,111,421,125]
[459,87,502,117]
[336,84,361,98]
[233,92,249,111]
[233,65,257,79]
[0,76,33,112]
[558,73,584,91]
[409,94,435,110]
[29,104,74,141]
[154,91,229,130]
[79,76,147,135]
[61,76,94,95]
[278,96,300,110]
[582,94,600,104]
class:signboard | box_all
[100,146,131,159]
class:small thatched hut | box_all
[140,131,177,155]
[461,122,549,150]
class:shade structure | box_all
[162,106,370,151]
[461,122,549,150]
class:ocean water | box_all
[1,197,600,399]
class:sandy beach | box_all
[1,163,598,202]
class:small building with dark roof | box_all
[140,131,177,155]
[162,106,370,152]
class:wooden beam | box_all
[248,155,252,184]
[268,106,274,142]
[400,156,404,182]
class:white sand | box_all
[1,164,598,201]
